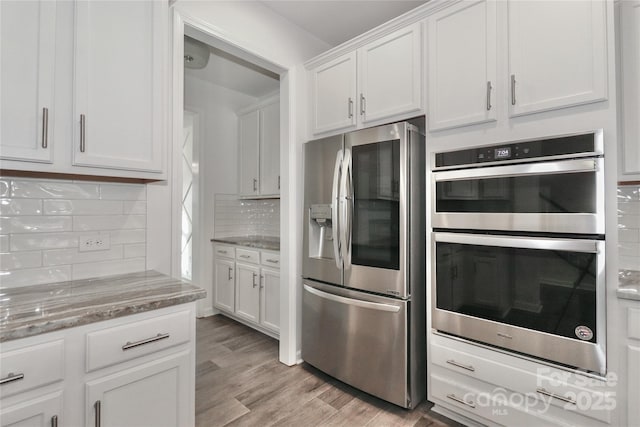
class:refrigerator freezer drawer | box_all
[301,280,410,408]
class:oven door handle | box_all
[434,232,601,253]
[433,158,600,182]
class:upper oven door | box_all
[432,157,604,234]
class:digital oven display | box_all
[494,147,511,159]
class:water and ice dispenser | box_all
[308,204,334,259]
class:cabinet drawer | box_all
[86,310,190,372]
[236,248,259,264]
[629,307,640,340]
[214,244,235,259]
[0,339,64,398]
[431,339,611,423]
[260,251,280,268]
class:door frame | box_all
[170,9,298,365]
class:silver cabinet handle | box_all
[0,372,25,385]
[447,393,475,408]
[511,74,516,106]
[122,333,170,351]
[94,400,101,427]
[260,275,264,289]
[80,114,86,152]
[265,259,278,264]
[278,175,281,190]
[446,359,476,372]
[239,255,251,259]
[360,93,366,115]
[348,97,353,118]
[252,272,258,288]
[42,107,49,148]
[51,415,58,427]
[253,178,258,192]
[486,81,492,111]
[228,266,233,281]
[218,250,228,254]
[536,388,577,405]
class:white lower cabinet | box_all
[0,304,196,427]
[213,244,280,337]
[86,351,190,427]
[0,392,63,427]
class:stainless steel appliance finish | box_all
[302,121,426,409]
[431,130,605,235]
[431,130,607,375]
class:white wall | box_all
[184,72,257,316]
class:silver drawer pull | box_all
[266,259,279,264]
[218,250,228,254]
[94,400,101,427]
[0,372,25,385]
[447,393,475,408]
[446,359,475,372]
[536,388,577,405]
[51,415,58,427]
[239,255,251,259]
[122,333,170,351]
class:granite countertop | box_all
[618,269,640,301]
[211,235,280,251]
[0,270,206,342]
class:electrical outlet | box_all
[79,234,111,252]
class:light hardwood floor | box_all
[195,315,461,427]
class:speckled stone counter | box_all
[0,270,206,342]
[211,236,280,251]
[618,269,640,301]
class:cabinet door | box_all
[359,22,422,125]
[259,102,280,196]
[214,258,235,313]
[310,52,357,134]
[238,110,260,197]
[260,267,280,334]
[508,0,607,117]
[235,262,260,323]
[428,1,497,130]
[72,1,165,173]
[86,351,190,427]
[0,391,62,427]
[0,0,56,163]
[619,0,640,180]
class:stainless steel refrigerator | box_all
[301,121,426,409]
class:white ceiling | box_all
[185,1,427,99]
[261,0,427,47]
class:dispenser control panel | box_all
[310,204,332,221]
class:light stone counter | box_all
[618,269,640,301]
[211,235,280,251]
[0,270,205,342]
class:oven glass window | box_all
[436,242,597,342]
[436,172,596,213]
[351,140,400,270]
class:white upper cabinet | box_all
[308,23,423,136]
[238,110,260,197]
[311,52,357,134]
[619,0,640,181]
[0,0,56,163]
[72,0,165,173]
[259,101,280,196]
[508,0,608,117]
[360,22,422,125]
[428,0,497,130]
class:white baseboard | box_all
[197,307,215,318]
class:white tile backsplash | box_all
[619,185,640,271]
[214,194,280,238]
[0,177,147,288]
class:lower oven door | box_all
[301,280,410,408]
[432,232,606,374]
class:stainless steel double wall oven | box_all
[431,130,607,375]
[302,122,426,409]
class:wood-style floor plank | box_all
[195,315,461,427]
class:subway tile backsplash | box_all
[214,194,280,238]
[0,177,147,288]
[619,185,640,271]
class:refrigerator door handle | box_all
[303,284,400,312]
[332,149,343,269]
[340,149,353,270]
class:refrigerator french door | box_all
[302,121,426,409]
